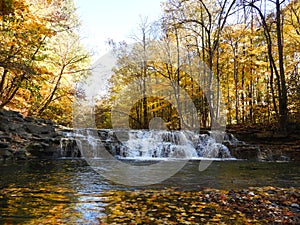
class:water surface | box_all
[0,159,299,224]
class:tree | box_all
[284,0,300,123]
[162,0,237,127]
[94,0,300,131]
[0,0,55,109]
[244,0,288,132]
[0,0,91,125]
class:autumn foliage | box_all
[96,0,300,132]
[0,0,91,125]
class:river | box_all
[0,159,299,224]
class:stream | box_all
[0,159,299,224]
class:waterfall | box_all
[118,130,197,159]
[89,130,233,160]
[59,131,83,158]
[60,137,81,158]
[60,129,235,160]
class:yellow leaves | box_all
[100,187,300,224]
[0,0,91,124]
[1,185,297,224]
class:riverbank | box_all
[0,109,299,161]
[0,109,63,160]
[227,123,300,161]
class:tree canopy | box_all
[0,0,91,125]
[95,0,300,132]
[1,0,299,130]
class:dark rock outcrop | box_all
[226,124,300,161]
[0,109,72,160]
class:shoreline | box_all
[0,109,299,161]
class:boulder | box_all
[0,148,14,160]
[0,109,23,118]
[0,109,68,159]
[13,149,27,160]
[24,116,35,123]
[8,121,24,132]
[25,143,45,157]
[0,135,12,142]
[0,119,9,132]
[0,142,9,148]
[0,129,12,142]
[229,145,260,160]
[25,141,60,158]
[24,123,55,137]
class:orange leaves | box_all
[101,187,300,224]
[0,0,91,124]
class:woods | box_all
[0,0,90,125]
[95,0,300,133]
[0,0,299,131]
[0,1,300,224]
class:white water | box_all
[118,130,233,159]
[119,130,197,158]
[61,129,236,160]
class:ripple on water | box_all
[0,159,299,224]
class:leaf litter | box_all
[99,186,299,224]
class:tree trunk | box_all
[276,0,288,132]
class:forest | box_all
[0,0,90,125]
[0,1,299,224]
[96,0,300,133]
[0,0,299,132]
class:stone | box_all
[0,120,9,132]
[14,149,27,160]
[0,148,13,159]
[255,131,273,139]
[44,119,55,125]
[0,109,23,118]
[258,148,274,161]
[267,189,277,194]
[290,203,300,213]
[25,141,60,158]
[13,116,24,122]
[276,155,290,162]
[24,116,35,123]
[25,123,55,136]
[0,109,65,159]
[9,122,23,132]
[18,132,33,140]
[0,142,9,148]
[229,145,260,160]
[0,135,12,142]
[25,143,45,157]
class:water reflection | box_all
[0,159,299,224]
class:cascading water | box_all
[60,138,81,158]
[59,130,85,158]
[119,130,197,159]
[120,130,233,159]
[66,129,235,160]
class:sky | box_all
[74,0,163,59]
